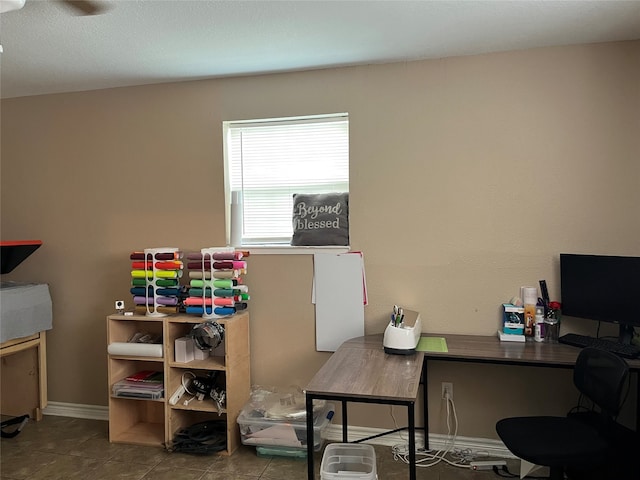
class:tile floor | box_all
[0,415,521,479]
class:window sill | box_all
[239,245,350,255]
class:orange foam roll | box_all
[154,261,183,270]
[131,261,153,269]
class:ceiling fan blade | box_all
[61,0,106,16]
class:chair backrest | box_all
[573,347,629,418]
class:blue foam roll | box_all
[131,287,180,296]
[214,307,235,316]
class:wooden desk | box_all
[305,333,640,479]
[305,335,424,480]
[305,335,425,480]
[422,334,640,448]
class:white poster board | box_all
[313,253,366,352]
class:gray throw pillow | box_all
[291,193,349,246]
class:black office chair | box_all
[496,347,629,480]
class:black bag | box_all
[1,414,29,439]
[170,420,227,455]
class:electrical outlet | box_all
[441,382,453,400]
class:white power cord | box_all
[390,390,483,469]
[181,371,196,395]
[177,371,198,406]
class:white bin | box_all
[320,443,377,480]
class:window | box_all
[224,113,349,246]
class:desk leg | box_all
[423,359,429,450]
[408,401,416,480]
[636,371,639,433]
[342,401,348,442]
[36,332,47,421]
[307,394,315,480]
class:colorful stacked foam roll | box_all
[184,246,250,318]
[130,248,183,316]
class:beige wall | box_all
[1,40,639,439]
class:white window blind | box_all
[224,114,349,245]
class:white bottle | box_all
[534,306,545,342]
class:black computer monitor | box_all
[560,253,640,344]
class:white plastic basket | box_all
[320,443,377,480]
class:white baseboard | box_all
[43,402,513,458]
[43,401,109,421]
[323,424,514,458]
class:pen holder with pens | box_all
[383,309,422,355]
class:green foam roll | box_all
[189,287,213,297]
[213,288,234,297]
[190,279,215,288]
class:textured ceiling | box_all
[1,0,639,99]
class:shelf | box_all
[108,395,165,446]
[110,395,165,402]
[107,312,250,455]
[109,314,163,322]
[110,355,164,362]
[168,357,225,370]
[170,401,226,414]
[109,421,165,447]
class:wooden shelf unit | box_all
[107,312,250,454]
